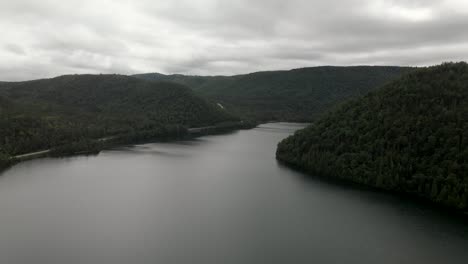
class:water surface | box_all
[0,123,467,264]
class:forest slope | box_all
[277,63,468,211]
[0,75,235,163]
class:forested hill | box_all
[276,62,468,211]
[1,75,235,126]
[0,75,236,162]
[135,66,411,121]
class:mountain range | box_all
[135,66,410,121]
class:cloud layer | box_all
[1,0,467,81]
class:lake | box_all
[0,123,467,264]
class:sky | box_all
[0,0,467,81]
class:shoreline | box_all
[275,158,468,218]
[1,121,259,173]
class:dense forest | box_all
[0,75,236,169]
[135,66,410,121]
[277,62,468,211]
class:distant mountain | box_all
[0,75,235,158]
[277,62,468,211]
[135,66,411,121]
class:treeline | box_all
[113,125,189,145]
[135,66,411,121]
[277,62,468,211]
[0,152,12,170]
[50,139,103,157]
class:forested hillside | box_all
[0,75,235,167]
[277,62,468,211]
[135,66,410,121]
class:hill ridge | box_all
[135,66,411,121]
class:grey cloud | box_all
[4,44,26,55]
[0,0,467,81]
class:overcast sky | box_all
[0,0,467,81]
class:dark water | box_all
[0,123,467,264]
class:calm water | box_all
[0,123,467,264]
